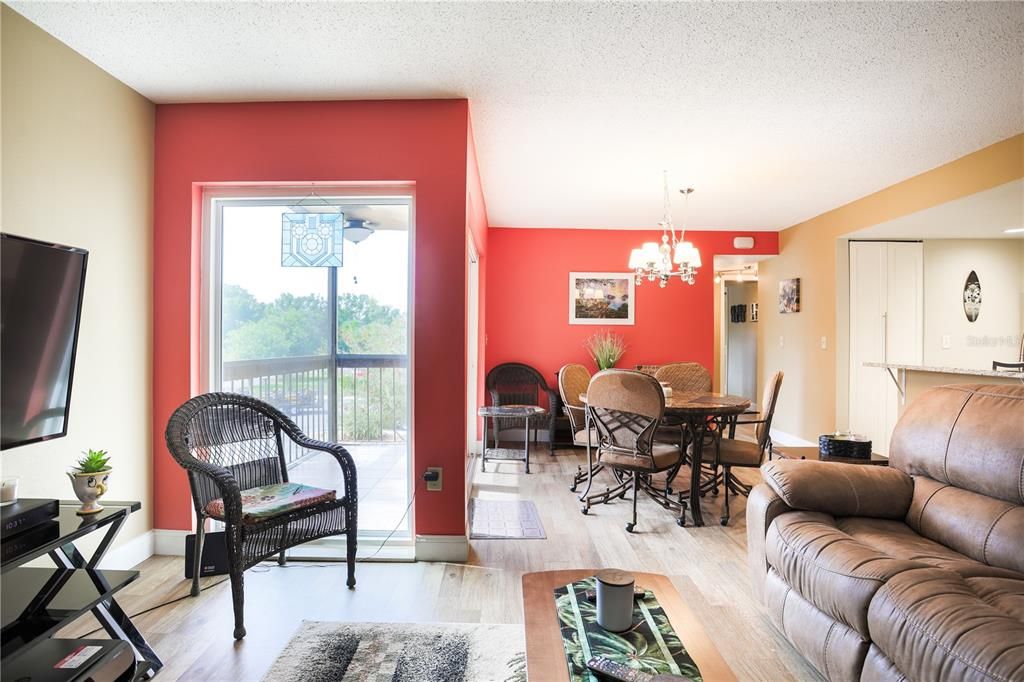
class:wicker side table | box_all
[478,405,548,474]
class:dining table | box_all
[580,391,751,527]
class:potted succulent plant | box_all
[586,330,627,371]
[67,449,112,515]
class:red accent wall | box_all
[485,228,778,396]
[153,100,473,536]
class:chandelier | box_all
[628,173,701,287]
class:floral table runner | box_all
[554,577,702,682]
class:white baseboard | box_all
[153,529,190,556]
[769,429,816,447]
[99,530,155,569]
[414,534,468,562]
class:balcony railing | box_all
[221,354,408,446]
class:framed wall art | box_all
[569,272,635,325]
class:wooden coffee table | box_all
[772,445,888,466]
[522,569,736,681]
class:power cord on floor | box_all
[74,452,479,637]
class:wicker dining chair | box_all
[165,392,357,640]
[557,363,593,446]
[652,362,713,458]
[653,362,712,393]
[704,371,783,526]
[485,362,559,445]
[584,369,686,532]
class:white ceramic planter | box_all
[67,469,111,515]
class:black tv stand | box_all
[1,500,161,680]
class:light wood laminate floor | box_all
[60,444,820,681]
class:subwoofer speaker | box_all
[184,531,230,579]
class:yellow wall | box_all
[758,134,1024,441]
[1,6,155,559]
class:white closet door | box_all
[883,242,923,445]
[849,242,888,453]
[849,241,923,456]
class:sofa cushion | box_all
[906,476,1024,574]
[764,567,869,682]
[868,567,1024,682]
[761,460,914,519]
[765,511,924,638]
[600,442,680,470]
[205,482,336,524]
[836,517,1024,580]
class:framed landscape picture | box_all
[779,278,801,313]
[569,272,635,325]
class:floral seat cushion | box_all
[205,482,336,525]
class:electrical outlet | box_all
[820,336,828,350]
[778,335,785,348]
[424,467,443,492]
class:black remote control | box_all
[586,657,654,682]
[585,657,690,682]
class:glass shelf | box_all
[1,567,140,660]
[1,501,140,572]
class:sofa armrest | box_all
[746,483,792,601]
[760,460,913,520]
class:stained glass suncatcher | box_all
[281,212,344,267]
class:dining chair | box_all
[583,369,686,532]
[558,363,599,493]
[653,362,712,393]
[653,362,713,471]
[705,371,784,526]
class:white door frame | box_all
[466,236,480,456]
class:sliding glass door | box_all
[207,193,412,543]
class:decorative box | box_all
[819,433,872,460]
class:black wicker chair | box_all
[485,362,559,445]
[165,392,357,640]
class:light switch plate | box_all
[941,335,951,350]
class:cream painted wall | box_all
[1,6,155,550]
[758,135,1024,441]
[923,239,1024,369]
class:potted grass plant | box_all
[586,330,627,371]
[67,449,112,515]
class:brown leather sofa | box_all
[747,384,1024,681]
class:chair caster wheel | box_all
[720,518,729,526]
[677,517,686,527]
[581,507,589,515]
[233,626,246,640]
[625,523,635,533]
[569,485,577,493]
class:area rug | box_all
[469,498,546,539]
[263,621,526,682]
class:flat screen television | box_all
[1,234,89,450]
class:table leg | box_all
[688,416,706,527]
[524,416,531,474]
[481,417,489,472]
[50,518,163,677]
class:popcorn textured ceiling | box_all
[11,1,1023,231]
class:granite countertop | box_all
[864,362,1024,379]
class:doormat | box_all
[263,621,526,682]
[469,498,546,539]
